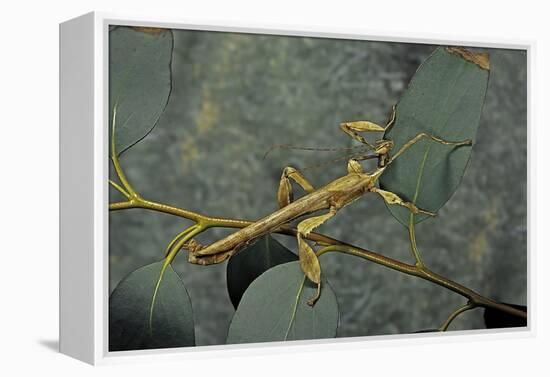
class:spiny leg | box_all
[339,105,396,149]
[369,187,436,217]
[297,205,338,306]
[389,132,472,164]
[277,166,315,208]
[339,122,382,149]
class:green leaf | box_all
[380,47,490,226]
[109,261,195,351]
[226,261,339,344]
[483,303,527,329]
[109,27,173,156]
[227,235,298,309]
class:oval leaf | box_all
[109,26,174,156]
[380,47,490,226]
[483,303,527,329]
[227,261,339,344]
[109,261,195,351]
[227,235,298,309]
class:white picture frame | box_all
[59,11,533,365]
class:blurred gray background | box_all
[109,30,527,346]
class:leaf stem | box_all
[439,302,477,331]
[108,179,131,199]
[284,276,307,340]
[408,215,424,268]
[110,104,137,198]
[164,225,202,257]
[165,225,204,264]
[149,224,203,335]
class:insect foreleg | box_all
[296,205,338,306]
[369,187,436,217]
[339,122,381,149]
[339,105,397,148]
[389,132,472,164]
[277,166,315,208]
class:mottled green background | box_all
[109,30,527,346]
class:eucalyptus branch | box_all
[110,197,526,320]
[316,244,526,319]
[110,198,344,246]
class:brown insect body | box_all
[194,166,386,260]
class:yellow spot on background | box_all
[180,135,199,173]
[194,87,220,135]
[468,232,488,264]
[468,199,499,263]
[183,34,246,173]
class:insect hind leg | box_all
[296,206,337,306]
[370,187,436,217]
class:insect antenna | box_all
[300,148,378,173]
[263,144,368,160]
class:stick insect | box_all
[184,106,472,305]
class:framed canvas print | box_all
[59,12,530,365]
